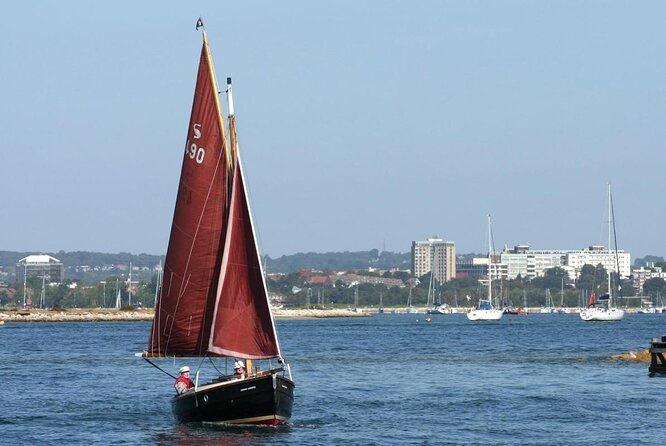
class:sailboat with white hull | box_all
[580,183,625,322]
[426,272,449,314]
[139,21,294,425]
[467,215,503,321]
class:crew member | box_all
[174,365,194,394]
[233,360,246,377]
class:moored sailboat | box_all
[426,261,450,314]
[406,286,418,313]
[467,215,503,321]
[580,183,625,322]
[138,21,294,425]
[539,289,557,313]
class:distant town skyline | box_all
[4,2,666,260]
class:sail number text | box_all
[186,142,206,164]
[187,123,205,164]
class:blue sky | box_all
[3,1,665,260]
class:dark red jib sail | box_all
[208,156,281,359]
[147,33,230,356]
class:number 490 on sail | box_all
[186,142,205,164]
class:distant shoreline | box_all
[0,306,648,323]
[0,307,372,323]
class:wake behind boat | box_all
[139,21,294,425]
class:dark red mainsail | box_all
[147,33,230,356]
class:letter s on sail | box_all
[186,124,205,164]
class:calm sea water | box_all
[1,313,664,445]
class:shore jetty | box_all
[0,309,154,322]
[273,308,369,318]
[0,307,371,323]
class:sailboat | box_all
[557,278,570,313]
[406,285,418,313]
[467,215,503,321]
[539,289,556,313]
[138,21,294,425]
[115,279,121,309]
[580,183,625,322]
[352,283,361,313]
[426,270,449,314]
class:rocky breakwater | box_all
[0,307,371,323]
[610,350,651,363]
[0,309,155,322]
[272,308,370,318]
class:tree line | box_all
[2,250,665,309]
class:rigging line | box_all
[195,354,209,375]
[207,356,225,375]
[143,358,178,380]
[151,270,168,355]
[610,190,622,296]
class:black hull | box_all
[171,371,294,425]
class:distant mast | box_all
[154,259,162,309]
[487,214,493,307]
[128,261,132,307]
[607,181,615,307]
[115,278,121,309]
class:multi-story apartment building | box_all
[631,265,666,294]
[411,237,456,284]
[499,245,630,280]
[566,246,631,278]
[500,245,565,280]
[456,255,508,282]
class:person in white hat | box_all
[174,365,194,395]
[233,360,246,377]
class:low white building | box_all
[499,245,630,280]
[565,246,631,278]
